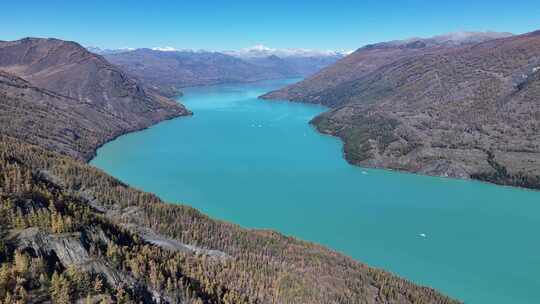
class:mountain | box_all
[262,31,513,102]
[241,54,344,78]
[371,31,513,48]
[240,55,299,77]
[0,70,124,160]
[103,49,299,97]
[86,46,136,55]
[226,44,348,77]
[262,31,540,189]
[100,46,345,98]
[223,44,350,58]
[0,38,189,160]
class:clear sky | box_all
[1,0,539,51]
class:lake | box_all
[91,78,540,304]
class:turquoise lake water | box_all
[91,78,540,303]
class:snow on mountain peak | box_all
[87,44,353,58]
[225,45,351,58]
[151,46,178,52]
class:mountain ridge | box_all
[101,47,344,97]
[0,37,190,160]
[223,44,351,58]
[261,31,514,103]
[102,48,298,97]
[262,30,540,189]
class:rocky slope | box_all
[0,134,460,304]
[263,31,540,189]
[0,70,122,160]
[262,32,512,103]
[0,38,190,160]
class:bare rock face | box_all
[0,38,190,160]
[265,30,540,189]
[124,222,229,259]
[14,228,90,266]
[13,227,128,287]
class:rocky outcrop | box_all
[12,227,182,304]
[127,224,229,259]
[13,227,127,286]
[14,228,89,265]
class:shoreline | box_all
[88,80,540,303]
[260,94,540,192]
[87,77,305,164]
[85,109,193,164]
[81,84,462,302]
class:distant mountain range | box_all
[262,30,540,189]
[86,46,136,54]
[228,45,349,78]
[223,44,351,58]
[90,44,351,58]
[88,45,347,97]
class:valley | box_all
[2,25,540,304]
[0,37,461,303]
[92,79,540,304]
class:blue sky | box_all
[1,0,539,51]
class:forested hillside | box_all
[0,135,459,303]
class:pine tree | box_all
[93,277,103,294]
[3,291,12,304]
[116,286,128,304]
[13,251,29,276]
[50,271,71,304]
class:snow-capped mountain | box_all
[84,44,349,97]
[371,31,513,48]
[86,46,136,55]
[224,44,352,58]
